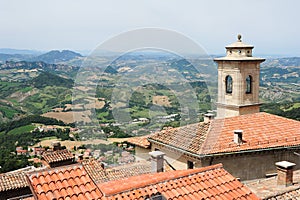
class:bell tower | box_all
[214,35,265,118]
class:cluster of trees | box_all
[30,71,74,89]
[0,115,66,133]
[261,102,300,121]
[0,115,74,172]
[0,126,72,173]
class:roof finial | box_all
[237,34,242,42]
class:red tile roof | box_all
[42,149,74,164]
[25,162,259,199]
[203,112,300,154]
[82,158,152,184]
[27,164,103,199]
[98,163,259,199]
[127,135,151,148]
[0,172,28,192]
[245,168,300,199]
[149,122,210,154]
[264,188,300,200]
[149,112,300,155]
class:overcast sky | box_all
[1,0,299,56]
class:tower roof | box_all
[214,34,265,61]
[225,34,254,49]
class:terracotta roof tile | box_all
[42,149,75,164]
[149,112,300,155]
[82,158,152,184]
[27,163,103,199]
[203,112,300,154]
[127,135,151,148]
[0,172,29,192]
[149,122,210,154]
[97,163,259,199]
[245,169,300,199]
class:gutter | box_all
[148,138,300,159]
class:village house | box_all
[129,35,300,180]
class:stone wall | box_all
[151,143,196,170]
[201,149,300,180]
[134,146,151,161]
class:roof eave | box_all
[148,138,300,159]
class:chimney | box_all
[149,151,165,173]
[52,141,61,151]
[77,153,83,162]
[234,130,243,144]
[276,161,296,187]
[204,113,215,123]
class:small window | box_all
[187,161,194,169]
[225,75,233,94]
[246,75,252,94]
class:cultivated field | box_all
[36,138,111,149]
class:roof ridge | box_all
[199,118,224,154]
[98,163,223,196]
[27,163,82,177]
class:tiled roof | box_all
[203,112,300,154]
[265,188,300,200]
[82,158,152,184]
[98,163,260,199]
[126,135,151,148]
[149,122,210,154]
[0,166,44,193]
[245,169,300,199]
[0,172,28,192]
[42,149,74,164]
[27,164,103,199]
[149,112,300,155]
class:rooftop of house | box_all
[149,112,300,156]
[98,163,259,200]
[81,158,152,184]
[0,166,46,193]
[126,134,151,148]
[245,169,300,200]
[27,163,103,199]
[20,162,260,200]
[0,172,28,192]
[42,149,74,164]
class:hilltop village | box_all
[0,36,299,200]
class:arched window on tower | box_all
[246,75,252,94]
[225,75,233,94]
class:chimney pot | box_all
[234,130,243,144]
[276,161,296,187]
[52,141,61,151]
[149,151,165,173]
[204,113,215,123]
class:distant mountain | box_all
[264,57,300,67]
[0,61,79,79]
[0,48,43,55]
[0,53,34,63]
[34,50,83,64]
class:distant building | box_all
[42,149,75,168]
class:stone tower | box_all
[214,35,265,118]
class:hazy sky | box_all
[1,0,299,55]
